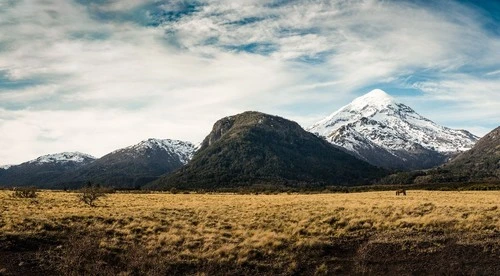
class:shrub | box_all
[78,182,107,207]
[12,186,38,198]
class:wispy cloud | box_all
[0,0,499,164]
[485,70,500,76]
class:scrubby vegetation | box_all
[11,186,38,198]
[78,183,108,207]
[0,190,499,275]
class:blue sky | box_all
[1,0,499,164]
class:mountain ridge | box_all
[380,126,500,185]
[27,152,96,165]
[0,139,196,189]
[420,126,500,183]
[0,152,97,188]
[54,138,196,189]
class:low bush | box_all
[12,186,38,198]
[78,183,107,207]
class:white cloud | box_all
[0,0,499,164]
[486,70,500,76]
[410,75,500,131]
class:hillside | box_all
[149,111,387,190]
[418,126,500,183]
[382,126,500,184]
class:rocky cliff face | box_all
[201,116,236,149]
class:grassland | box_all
[1,190,499,275]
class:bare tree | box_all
[78,182,107,207]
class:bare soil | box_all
[1,232,498,275]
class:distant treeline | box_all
[3,182,499,194]
[55,182,500,193]
[186,182,500,194]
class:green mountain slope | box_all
[149,111,387,190]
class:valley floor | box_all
[0,190,499,275]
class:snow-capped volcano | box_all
[308,89,479,170]
[27,152,96,165]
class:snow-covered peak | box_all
[308,89,479,154]
[309,89,398,135]
[310,89,400,133]
[350,89,395,109]
[0,164,13,170]
[117,138,196,164]
[28,152,96,165]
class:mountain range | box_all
[0,139,195,189]
[0,152,96,188]
[53,139,196,189]
[1,89,495,190]
[147,111,386,190]
[308,89,479,170]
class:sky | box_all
[1,0,499,165]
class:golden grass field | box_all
[1,190,499,275]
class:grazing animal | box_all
[396,189,406,196]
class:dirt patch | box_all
[355,233,500,275]
[2,231,498,275]
[0,235,56,276]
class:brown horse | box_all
[396,189,406,196]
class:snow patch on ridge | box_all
[115,138,196,164]
[28,152,96,165]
